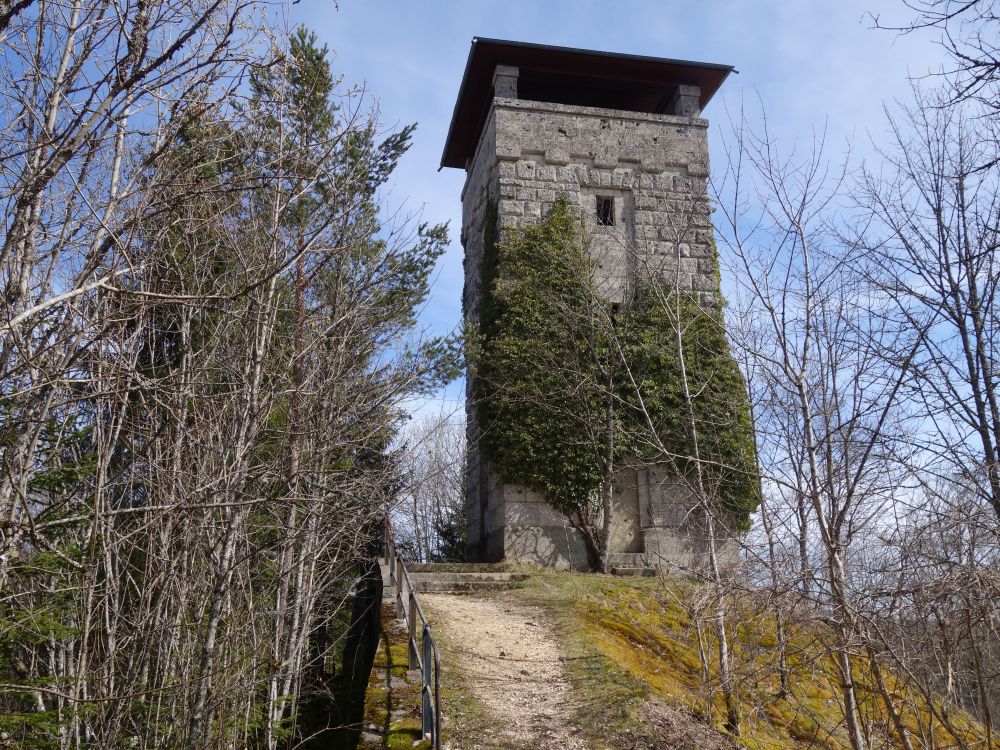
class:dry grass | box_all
[512,569,994,750]
[367,569,995,749]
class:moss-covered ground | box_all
[512,569,995,750]
[357,601,430,750]
[363,570,995,749]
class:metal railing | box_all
[384,518,441,749]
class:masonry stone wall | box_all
[462,95,734,571]
[461,103,498,563]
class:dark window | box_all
[596,196,614,226]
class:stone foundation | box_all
[468,465,737,572]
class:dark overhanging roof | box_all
[440,38,735,169]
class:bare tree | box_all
[0,0,267,601]
[846,84,1000,746]
[398,412,467,563]
[852,86,1000,523]
[875,0,1000,115]
[0,8,455,747]
[713,108,926,750]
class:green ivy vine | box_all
[474,196,759,529]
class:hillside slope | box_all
[418,570,994,750]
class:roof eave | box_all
[440,38,735,170]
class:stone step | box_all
[611,566,658,577]
[608,552,656,568]
[406,562,513,573]
[408,571,528,584]
[380,560,526,594]
[410,578,523,594]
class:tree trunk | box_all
[572,508,604,572]
[598,372,615,573]
[867,644,916,750]
[829,549,868,750]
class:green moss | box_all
[386,718,429,750]
[359,603,427,748]
[477,197,609,512]
[362,685,388,727]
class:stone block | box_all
[503,501,538,526]
[614,170,636,189]
[516,161,536,179]
[504,525,590,570]
[641,158,665,173]
[545,148,570,165]
[687,160,709,178]
[668,84,701,117]
[657,173,677,190]
[642,528,696,570]
[534,501,570,526]
[677,257,700,275]
[594,152,618,170]
[538,165,558,181]
[485,526,505,562]
[485,506,499,533]
[493,65,519,98]
[691,273,718,292]
[645,241,667,257]
[501,199,522,216]
[496,144,520,161]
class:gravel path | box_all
[421,594,589,750]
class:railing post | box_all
[422,626,433,740]
[387,543,395,588]
[433,644,441,749]
[395,556,405,619]
[407,591,419,670]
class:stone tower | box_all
[441,39,734,571]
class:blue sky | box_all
[291,0,948,413]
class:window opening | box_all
[596,196,615,226]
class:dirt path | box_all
[421,594,589,750]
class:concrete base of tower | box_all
[464,466,741,573]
